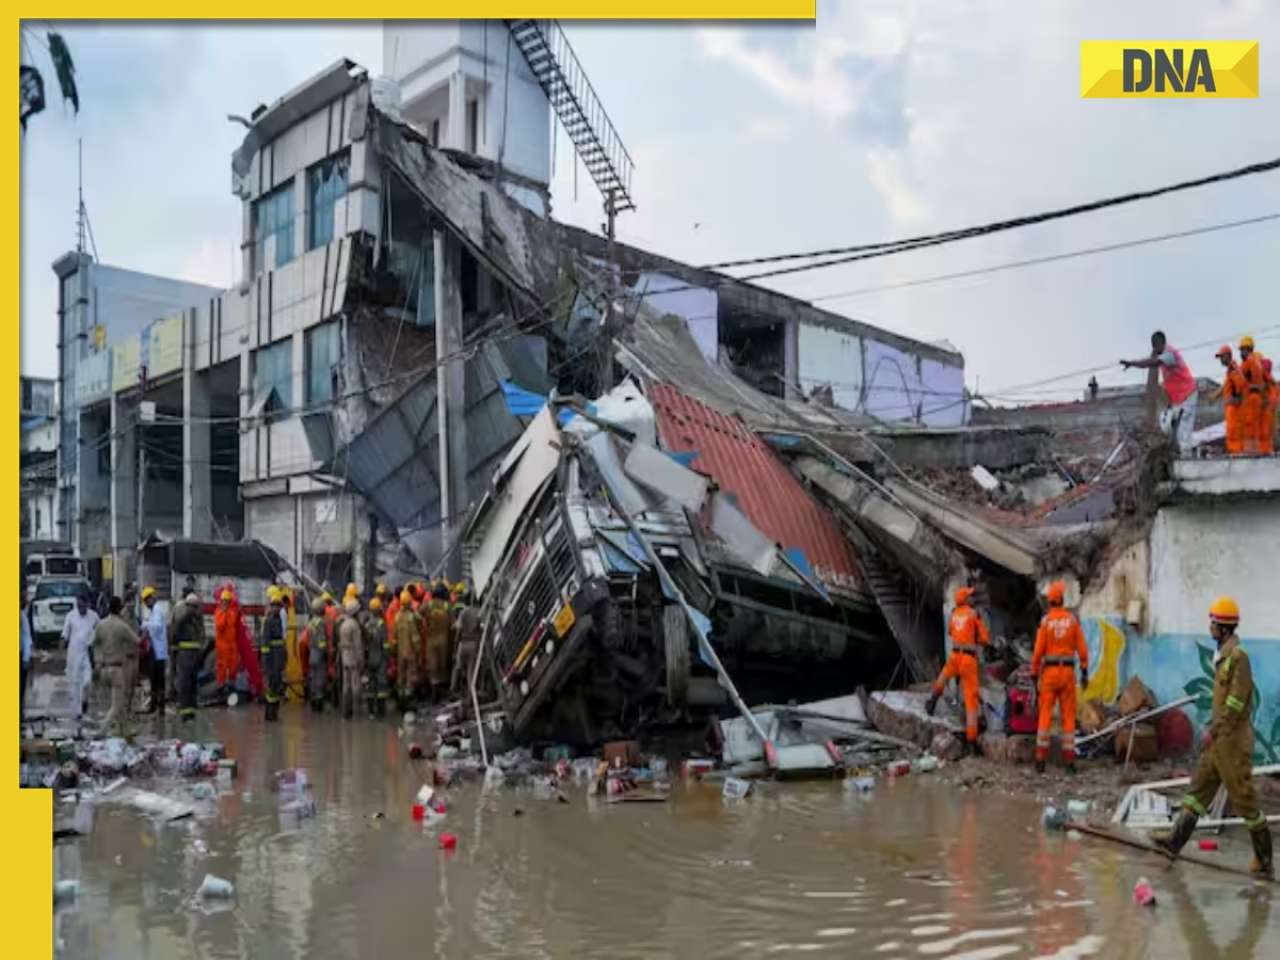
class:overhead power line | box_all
[703,154,1280,276]
[808,212,1280,302]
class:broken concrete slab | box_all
[866,690,963,749]
[979,732,1037,765]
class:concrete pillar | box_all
[434,228,466,580]
[183,309,213,539]
[447,71,467,151]
[109,394,137,595]
[239,349,253,482]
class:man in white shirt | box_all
[141,586,168,714]
[61,592,100,717]
[20,584,33,728]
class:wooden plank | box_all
[1068,821,1278,884]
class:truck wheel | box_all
[663,605,689,709]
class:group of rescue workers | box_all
[79,578,484,735]
[927,584,1272,878]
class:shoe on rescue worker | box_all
[168,591,210,722]
[1155,597,1273,879]
[1031,580,1089,774]
[259,587,287,722]
[926,585,990,756]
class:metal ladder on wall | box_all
[845,527,940,684]
[506,19,636,212]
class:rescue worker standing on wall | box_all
[1156,597,1273,878]
[1215,346,1247,456]
[301,593,332,712]
[93,596,142,738]
[925,586,990,756]
[1261,357,1278,455]
[169,592,207,722]
[1032,580,1089,774]
[1239,336,1267,456]
[365,596,390,717]
[1120,330,1199,453]
[337,598,364,719]
[259,587,286,722]
[394,590,421,710]
[213,589,241,698]
[425,583,454,704]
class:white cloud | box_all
[865,148,929,223]
[740,116,790,144]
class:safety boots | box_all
[967,739,981,759]
[1250,828,1274,879]
[1153,810,1198,859]
[925,692,940,716]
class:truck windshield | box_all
[35,580,88,601]
[45,557,82,576]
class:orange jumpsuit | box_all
[1258,357,1276,455]
[213,603,241,686]
[931,602,990,743]
[1032,606,1089,764]
[1240,353,1267,455]
[1221,363,1247,456]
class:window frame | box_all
[304,321,342,406]
[307,150,351,251]
[252,339,294,421]
[252,180,296,273]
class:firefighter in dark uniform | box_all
[365,596,390,717]
[303,593,332,712]
[169,591,208,722]
[259,586,287,722]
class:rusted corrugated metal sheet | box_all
[648,381,863,592]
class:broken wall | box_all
[1069,497,1280,755]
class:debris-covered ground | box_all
[45,705,1280,959]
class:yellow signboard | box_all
[1081,41,1259,99]
[148,313,184,378]
[552,602,576,638]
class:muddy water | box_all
[54,708,1277,959]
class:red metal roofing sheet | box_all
[648,381,863,591]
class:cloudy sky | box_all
[20,3,1280,405]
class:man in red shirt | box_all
[1122,330,1198,452]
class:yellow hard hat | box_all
[400,590,413,605]
[220,590,233,602]
[318,591,333,604]
[375,583,387,596]
[344,598,359,613]
[267,586,282,602]
[1240,336,1255,350]
[345,581,359,597]
[141,586,157,601]
[370,597,382,612]
[1209,596,1240,625]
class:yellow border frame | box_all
[10,10,814,952]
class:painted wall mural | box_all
[1081,616,1280,762]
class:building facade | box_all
[20,376,57,540]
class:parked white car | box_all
[30,577,92,645]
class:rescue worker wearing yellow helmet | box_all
[336,597,365,719]
[1156,597,1272,878]
[365,596,391,717]
[301,593,333,712]
[394,589,422,710]
[259,587,287,722]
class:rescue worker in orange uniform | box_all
[213,589,241,695]
[1156,597,1272,878]
[1262,357,1278,455]
[925,586,990,756]
[1215,345,1247,456]
[1238,336,1267,455]
[1031,580,1089,774]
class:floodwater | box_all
[54,708,1278,959]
